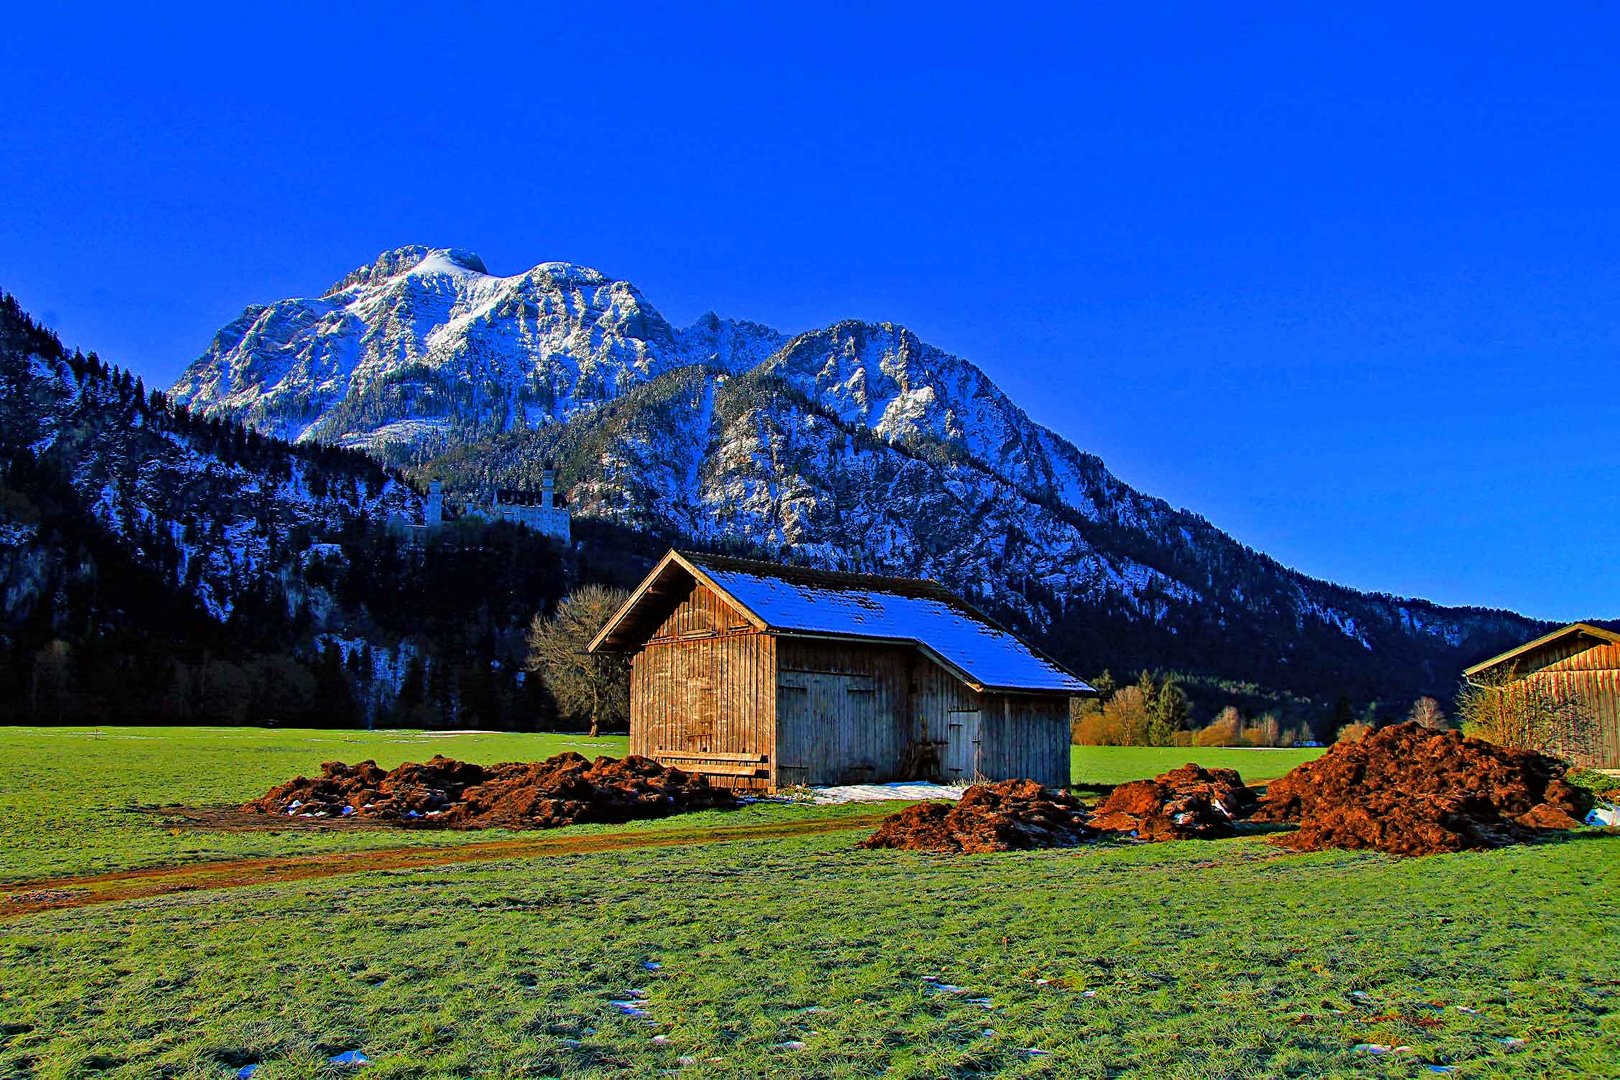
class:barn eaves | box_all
[1463,622,1620,680]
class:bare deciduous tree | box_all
[1248,712,1283,747]
[1071,685,1153,745]
[525,585,631,737]
[1194,705,1244,747]
[30,639,72,722]
[1407,695,1447,729]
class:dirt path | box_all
[1,812,892,920]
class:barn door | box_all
[776,678,811,787]
[778,670,877,784]
[944,708,981,783]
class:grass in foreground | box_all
[5,826,1617,1078]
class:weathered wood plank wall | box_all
[627,580,776,789]
[774,638,1071,787]
[978,694,1071,788]
[775,639,912,786]
[914,658,982,784]
[1522,641,1620,768]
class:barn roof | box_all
[590,550,1092,695]
[1463,622,1620,679]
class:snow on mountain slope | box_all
[172,246,786,453]
[171,248,1548,700]
[2,302,416,629]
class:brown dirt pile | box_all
[858,779,1094,853]
[244,753,735,829]
[1253,723,1593,856]
[1089,763,1259,840]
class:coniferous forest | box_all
[0,291,664,729]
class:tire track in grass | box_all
[0,812,893,918]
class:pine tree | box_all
[312,643,358,727]
[1331,694,1353,733]
[1135,670,1160,737]
[398,655,427,715]
[1090,669,1116,703]
[427,658,455,727]
[1149,676,1189,745]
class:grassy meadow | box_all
[2,727,1617,1078]
[0,727,624,884]
[1068,745,1321,791]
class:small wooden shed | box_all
[588,550,1092,790]
[1464,622,1620,768]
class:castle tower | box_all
[541,469,555,509]
[426,479,444,527]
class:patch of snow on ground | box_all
[812,781,967,804]
[339,418,452,449]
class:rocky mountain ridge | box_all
[170,247,1553,704]
[173,246,786,454]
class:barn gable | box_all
[613,568,778,787]
[591,553,763,652]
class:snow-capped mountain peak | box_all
[172,249,778,453]
[322,245,491,296]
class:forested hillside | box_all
[0,292,614,728]
[411,344,1548,717]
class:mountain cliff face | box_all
[173,246,785,454]
[171,248,1550,706]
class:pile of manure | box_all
[857,779,1094,854]
[1088,763,1258,840]
[1252,723,1592,856]
[244,752,735,829]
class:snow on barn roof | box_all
[591,550,1091,694]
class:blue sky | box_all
[2,4,1615,621]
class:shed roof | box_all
[590,550,1092,695]
[1463,622,1620,678]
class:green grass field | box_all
[3,727,1617,1078]
[1068,745,1321,791]
[0,727,627,883]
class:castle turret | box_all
[541,469,555,509]
[426,480,444,527]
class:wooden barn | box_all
[588,550,1092,790]
[1464,622,1620,768]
